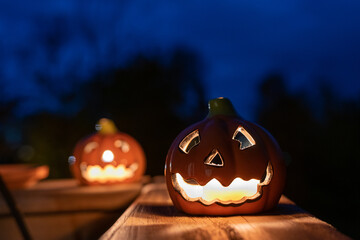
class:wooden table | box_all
[0,178,147,240]
[101,182,350,240]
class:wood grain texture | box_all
[101,183,350,240]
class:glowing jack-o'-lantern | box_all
[69,118,146,185]
[165,98,286,215]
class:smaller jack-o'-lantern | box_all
[69,118,146,185]
[165,98,286,215]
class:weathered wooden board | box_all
[0,178,148,240]
[101,183,350,240]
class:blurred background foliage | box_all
[6,48,207,178]
[256,74,359,237]
[0,49,359,237]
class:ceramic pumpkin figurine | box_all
[69,118,146,185]
[165,97,286,215]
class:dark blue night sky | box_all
[1,0,360,119]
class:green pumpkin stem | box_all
[207,97,238,118]
[96,118,118,134]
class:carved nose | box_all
[204,149,224,167]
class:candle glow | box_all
[81,163,138,183]
[172,162,273,205]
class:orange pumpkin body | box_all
[70,119,146,185]
[165,98,286,215]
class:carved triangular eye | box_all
[84,142,98,153]
[204,149,224,167]
[232,126,255,150]
[179,130,200,154]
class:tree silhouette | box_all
[0,99,22,164]
[23,48,207,178]
[256,74,360,238]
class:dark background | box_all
[0,1,359,238]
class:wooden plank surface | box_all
[0,178,148,240]
[0,177,148,214]
[101,182,350,240]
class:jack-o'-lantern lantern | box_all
[69,118,146,185]
[165,98,286,215]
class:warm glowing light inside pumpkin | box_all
[102,150,114,162]
[81,163,138,183]
[172,162,273,205]
[174,173,259,204]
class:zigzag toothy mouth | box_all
[80,162,138,183]
[171,162,273,205]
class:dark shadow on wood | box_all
[134,203,307,218]
[135,204,186,218]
